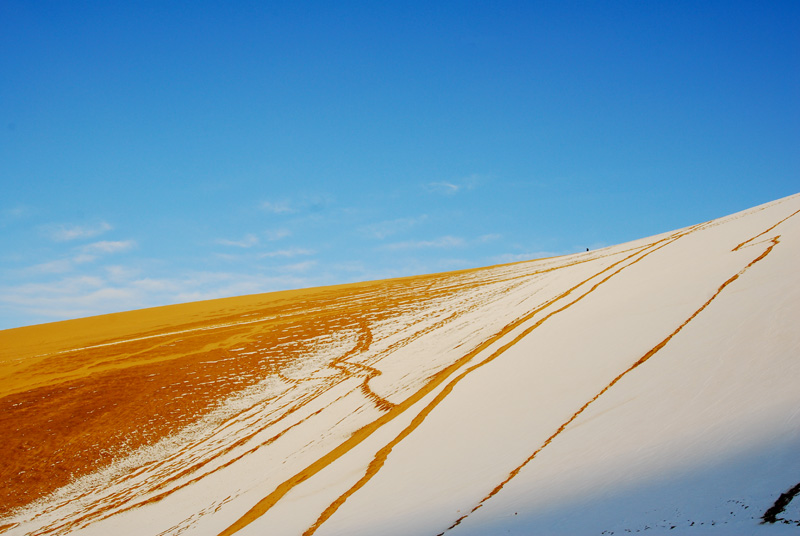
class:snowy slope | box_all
[1,193,799,536]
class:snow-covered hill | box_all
[2,194,799,536]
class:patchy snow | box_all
[2,193,799,536]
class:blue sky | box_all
[1,1,798,329]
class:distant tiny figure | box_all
[586,248,589,252]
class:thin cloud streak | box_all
[0,270,321,324]
[82,240,136,254]
[26,242,133,275]
[425,182,461,195]
[424,175,480,195]
[46,222,113,242]
[216,234,259,248]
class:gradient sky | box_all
[1,0,798,330]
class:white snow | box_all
[3,193,800,536]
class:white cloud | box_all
[7,279,139,319]
[215,234,259,248]
[73,254,97,264]
[260,248,314,258]
[47,222,113,242]
[0,270,320,326]
[22,241,131,276]
[82,240,136,254]
[261,200,294,214]
[167,272,316,303]
[425,175,480,196]
[28,254,97,274]
[382,236,465,250]
[1,276,106,309]
[425,182,461,195]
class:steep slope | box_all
[1,193,799,536]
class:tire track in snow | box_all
[732,207,800,251]
[442,228,790,533]
[216,226,693,536]
[3,261,561,535]
[299,227,701,536]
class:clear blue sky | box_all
[1,0,798,329]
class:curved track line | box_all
[300,229,698,536]
[216,237,682,536]
[732,207,800,251]
[328,321,396,411]
[11,269,548,535]
[442,234,783,533]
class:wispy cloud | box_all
[29,255,98,275]
[23,240,134,275]
[46,222,113,242]
[382,236,465,250]
[82,240,136,254]
[261,200,294,214]
[361,216,428,239]
[215,234,259,248]
[73,254,97,264]
[0,276,135,320]
[424,175,480,196]
[425,182,460,195]
[0,270,319,326]
[260,248,314,258]
[261,194,335,216]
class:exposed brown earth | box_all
[0,265,530,519]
